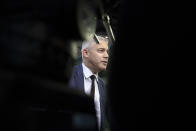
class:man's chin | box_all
[97,64,107,72]
[100,66,107,71]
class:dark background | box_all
[108,0,193,130]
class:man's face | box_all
[84,40,109,73]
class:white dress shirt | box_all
[82,63,101,129]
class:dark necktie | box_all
[90,75,96,98]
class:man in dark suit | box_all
[69,34,109,131]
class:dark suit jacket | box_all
[69,64,106,131]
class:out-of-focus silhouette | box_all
[0,0,104,131]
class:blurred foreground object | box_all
[0,0,102,130]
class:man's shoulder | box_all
[69,63,84,89]
[73,64,82,69]
[72,64,82,73]
[70,64,83,80]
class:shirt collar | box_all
[82,63,98,80]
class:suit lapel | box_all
[98,78,104,105]
[98,78,105,130]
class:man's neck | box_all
[83,61,97,74]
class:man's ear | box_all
[82,48,88,58]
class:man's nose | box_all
[104,51,109,58]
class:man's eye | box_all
[98,49,104,52]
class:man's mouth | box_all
[102,61,108,64]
